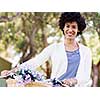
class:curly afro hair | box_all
[59,12,86,36]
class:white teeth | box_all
[68,33,73,35]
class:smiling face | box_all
[63,21,79,40]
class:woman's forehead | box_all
[65,22,78,26]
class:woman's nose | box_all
[67,27,73,32]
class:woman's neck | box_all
[64,38,79,51]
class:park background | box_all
[0,0,100,100]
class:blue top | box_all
[58,48,80,81]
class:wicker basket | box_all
[25,82,51,87]
[6,78,17,87]
[6,78,51,87]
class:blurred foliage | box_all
[82,12,100,64]
[0,12,100,66]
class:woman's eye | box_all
[72,25,76,29]
[66,25,69,28]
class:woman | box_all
[1,12,92,87]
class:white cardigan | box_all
[20,42,92,87]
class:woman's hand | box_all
[0,70,10,76]
[0,67,19,77]
[62,78,77,87]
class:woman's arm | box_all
[19,43,55,71]
[1,43,55,76]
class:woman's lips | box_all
[67,33,74,36]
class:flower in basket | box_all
[8,69,46,86]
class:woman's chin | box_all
[65,36,75,40]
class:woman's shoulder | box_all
[45,42,64,52]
